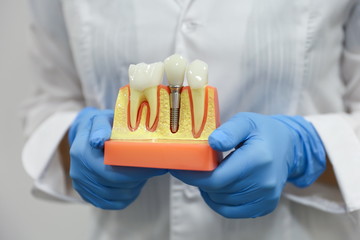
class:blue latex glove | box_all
[171,112,326,218]
[68,107,167,210]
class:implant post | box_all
[164,54,188,134]
[169,86,182,133]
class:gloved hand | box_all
[68,107,167,210]
[171,112,326,218]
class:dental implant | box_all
[164,54,188,133]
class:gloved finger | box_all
[70,112,167,187]
[200,190,279,218]
[71,143,167,187]
[68,107,98,146]
[73,181,133,210]
[171,139,267,191]
[96,166,168,186]
[74,179,145,202]
[72,151,167,188]
[208,112,257,152]
[89,110,114,149]
[68,125,77,147]
[205,186,275,206]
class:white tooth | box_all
[164,54,188,86]
[128,64,136,81]
[164,54,188,133]
[187,60,208,88]
[128,62,164,129]
[187,60,208,135]
[129,64,145,129]
[143,85,159,129]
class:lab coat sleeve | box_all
[284,2,360,213]
[21,0,85,202]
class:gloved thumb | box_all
[68,107,98,146]
[208,112,254,152]
[89,110,114,149]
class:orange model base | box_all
[104,140,220,171]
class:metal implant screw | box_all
[170,108,180,133]
[169,86,182,133]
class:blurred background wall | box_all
[0,1,91,239]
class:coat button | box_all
[184,185,200,199]
[182,21,200,32]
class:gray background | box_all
[0,1,91,239]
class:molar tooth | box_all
[128,62,164,129]
[129,89,145,129]
[186,60,208,135]
[143,86,158,128]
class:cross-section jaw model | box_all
[104,54,221,171]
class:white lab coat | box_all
[22,0,360,239]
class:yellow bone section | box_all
[111,85,217,140]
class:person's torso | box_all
[61,1,357,239]
[63,0,353,119]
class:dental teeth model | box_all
[186,60,208,135]
[105,56,221,171]
[164,54,188,133]
[128,62,164,129]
